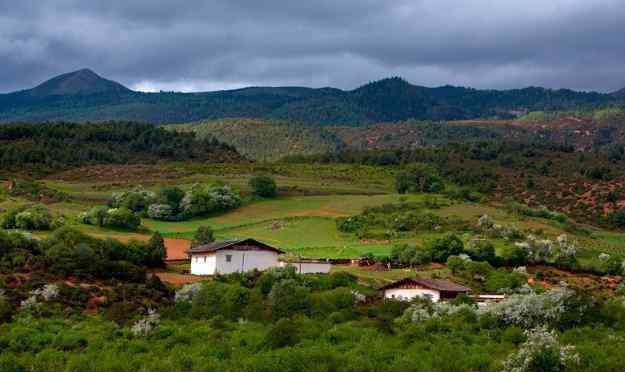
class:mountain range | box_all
[0,69,623,125]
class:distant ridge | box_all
[0,69,622,125]
[26,68,131,97]
[612,87,625,99]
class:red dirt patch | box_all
[102,235,191,261]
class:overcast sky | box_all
[1,0,625,93]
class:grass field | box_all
[2,162,624,262]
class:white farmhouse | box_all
[188,239,285,275]
[381,277,470,303]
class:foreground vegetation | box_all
[1,119,625,371]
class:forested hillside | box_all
[0,122,242,174]
[1,70,621,126]
[173,118,344,161]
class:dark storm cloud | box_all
[1,0,625,93]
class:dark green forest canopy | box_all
[0,122,242,172]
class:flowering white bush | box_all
[514,234,578,265]
[480,286,577,328]
[131,309,160,337]
[37,284,60,301]
[147,203,175,220]
[458,253,472,261]
[513,266,528,275]
[351,290,367,303]
[401,301,476,323]
[503,327,579,372]
[175,282,203,303]
[476,215,522,240]
[20,284,59,311]
[477,215,494,230]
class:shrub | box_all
[207,186,241,211]
[0,289,12,322]
[156,187,186,210]
[484,270,527,293]
[482,287,579,328]
[79,206,109,227]
[265,318,300,349]
[268,279,311,320]
[502,327,579,372]
[16,205,53,231]
[190,282,252,320]
[147,204,176,220]
[105,208,141,229]
[395,164,444,194]
[110,188,156,214]
[467,240,498,265]
[391,244,432,266]
[249,175,277,197]
[147,232,166,266]
[192,226,215,247]
[426,234,464,262]
[336,216,367,233]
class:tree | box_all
[468,240,498,265]
[395,164,443,194]
[249,175,277,197]
[147,231,166,266]
[265,318,300,349]
[192,226,215,247]
[427,234,464,262]
[105,208,141,229]
[156,186,186,210]
[268,279,311,320]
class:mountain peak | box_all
[27,68,131,97]
[612,87,625,99]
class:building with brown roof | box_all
[188,238,285,275]
[380,277,471,302]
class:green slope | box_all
[172,118,344,161]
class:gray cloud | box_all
[1,0,625,93]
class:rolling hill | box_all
[1,70,621,126]
[172,118,344,161]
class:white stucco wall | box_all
[279,261,332,274]
[214,249,280,274]
[383,288,441,302]
[190,253,217,275]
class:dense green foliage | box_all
[0,122,241,172]
[0,227,164,280]
[1,267,625,371]
[2,204,58,231]
[249,175,278,197]
[81,184,242,227]
[192,226,215,247]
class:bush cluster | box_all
[2,204,58,231]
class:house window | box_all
[226,254,232,263]
[203,256,206,263]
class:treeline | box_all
[0,121,242,172]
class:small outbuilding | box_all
[279,259,332,274]
[380,277,471,303]
[188,239,285,275]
